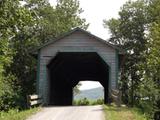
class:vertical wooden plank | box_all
[115,50,119,89]
[43,64,47,104]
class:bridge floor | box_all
[27,105,105,120]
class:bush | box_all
[77,98,90,105]
[0,75,22,111]
[73,98,104,105]
[96,98,104,104]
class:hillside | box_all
[74,87,104,100]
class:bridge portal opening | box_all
[47,52,110,105]
[73,81,104,103]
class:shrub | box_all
[96,98,104,104]
[73,98,104,105]
[0,75,21,111]
[78,98,90,105]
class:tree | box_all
[138,21,160,120]
[0,0,26,110]
[104,0,160,118]
[104,0,149,106]
[24,0,88,43]
[139,0,160,118]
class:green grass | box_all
[0,107,40,120]
[103,104,148,120]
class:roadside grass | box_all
[0,107,40,120]
[103,104,148,120]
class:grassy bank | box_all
[0,107,40,120]
[103,104,148,120]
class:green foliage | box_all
[138,0,160,119]
[139,1,160,118]
[0,40,12,74]
[75,98,90,105]
[73,98,104,105]
[29,0,89,43]
[0,0,37,110]
[0,34,15,111]
[90,99,104,105]
[0,75,16,111]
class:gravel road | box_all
[27,105,105,120]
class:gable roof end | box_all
[32,27,125,54]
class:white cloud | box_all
[79,0,132,39]
[79,81,102,90]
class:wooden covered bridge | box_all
[33,27,124,106]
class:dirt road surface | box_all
[27,105,105,120]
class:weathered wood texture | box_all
[27,95,42,108]
[38,30,119,104]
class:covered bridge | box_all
[33,27,124,105]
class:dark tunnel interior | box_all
[47,52,110,105]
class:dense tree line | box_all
[0,0,88,110]
[104,0,160,119]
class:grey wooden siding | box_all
[38,31,117,104]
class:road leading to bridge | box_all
[27,105,105,120]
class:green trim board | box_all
[43,64,47,102]
[106,63,111,91]
[108,65,111,91]
[36,50,40,94]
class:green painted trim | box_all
[43,64,47,89]
[36,50,40,94]
[43,64,47,104]
[115,50,119,89]
[108,65,111,91]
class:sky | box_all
[49,0,131,39]
[49,0,131,90]
[78,81,102,90]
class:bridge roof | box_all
[32,27,125,54]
